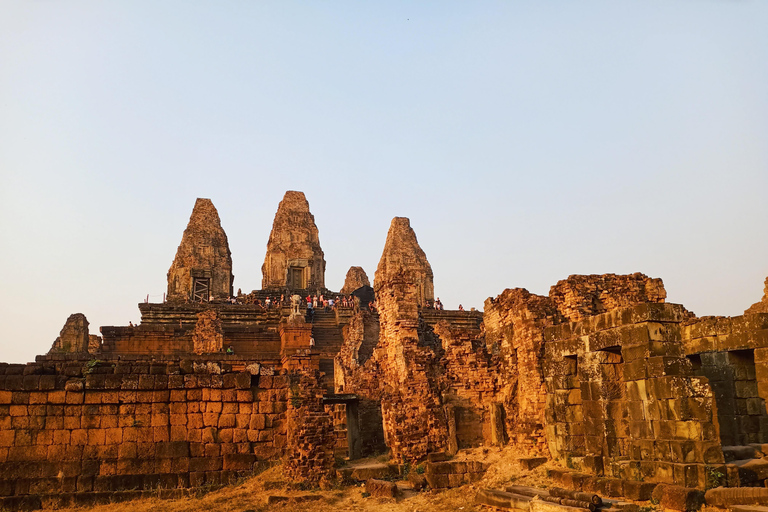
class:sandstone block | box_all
[652,483,704,511]
[365,478,399,498]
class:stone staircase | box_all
[311,310,345,391]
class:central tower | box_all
[261,191,326,291]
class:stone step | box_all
[729,458,768,483]
[475,488,533,510]
[337,462,398,482]
[724,446,761,462]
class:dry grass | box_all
[57,447,553,512]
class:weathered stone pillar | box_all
[373,217,446,462]
[284,370,335,483]
[279,309,318,372]
[48,313,91,354]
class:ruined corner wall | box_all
[0,359,290,508]
[681,313,768,446]
[745,278,768,315]
[432,320,499,451]
[550,273,666,322]
[483,288,562,455]
[167,198,233,303]
[334,309,387,457]
[543,303,723,489]
[48,314,92,355]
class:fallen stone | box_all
[476,489,533,510]
[706,487,768,507]
[343,463,395,481]
[531,498,595,512]
[730,458,768,484]
[519,457,548,470]
[407,472,427,491]
[723,446,759,462]
[652,484,705,512]
[621,480,657,501]
[366,478,399,498]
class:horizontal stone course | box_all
[0,360,286,502]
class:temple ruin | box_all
[1,190,768,510]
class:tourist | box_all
[265,297,271,308]
[309,336,315,348]
[312,295,318,309]
[458,304,464,311]
[226,346,234,355]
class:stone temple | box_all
[2,190,768,510]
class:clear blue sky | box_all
[1,1,766,363]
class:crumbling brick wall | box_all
[284,370,335,483]
[550,273,666,322]
[483,288,563,455]
[432,320,499,451]
[0,358,291,507]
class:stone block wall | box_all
[483,288,563,455]
[284,371,335,483]
[424,460,488,489]
[0,359,290,506]
[433,321,499,451]
[543,304,724,488]
[681,314,768,446]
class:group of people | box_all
[424,297,445,310]
[185,291,465,312]
[224,291,285,309]
[219,290,375,313]
[423,298,467,311]
[305,294,358,312]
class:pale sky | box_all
[1,1,767,364]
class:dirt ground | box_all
[59,446,554,512]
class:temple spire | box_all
[167,198,233,302]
